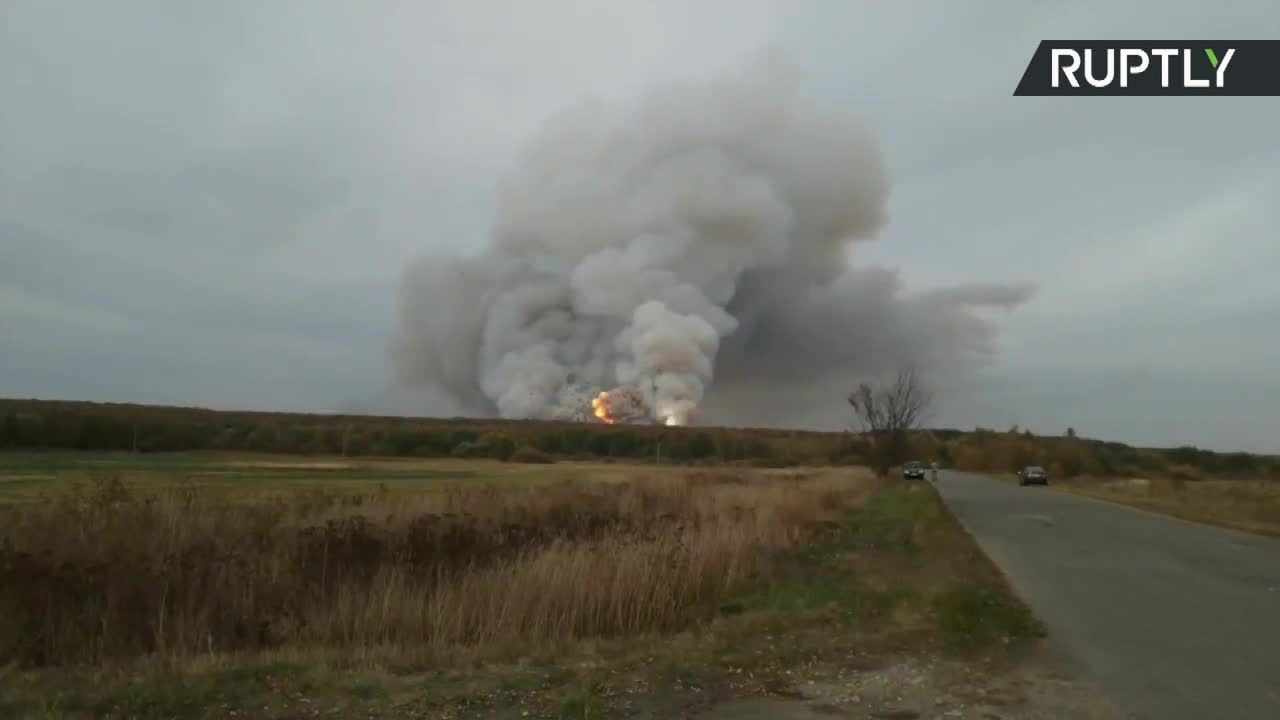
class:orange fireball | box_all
[591,391,615,424]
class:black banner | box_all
[1014,40,1280,96]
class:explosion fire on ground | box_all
[590,385,654,425]
[591,391,614,424]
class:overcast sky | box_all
[2,1,1277,452]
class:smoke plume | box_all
[391,59,1032,427]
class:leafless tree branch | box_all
[847,365,933,474]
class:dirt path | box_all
[698,644,1124,719]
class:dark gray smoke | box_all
[391,59,1032,426]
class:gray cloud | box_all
[1,0,1277,451]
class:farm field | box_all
[0,451,1046,719]
[0,451,636,501]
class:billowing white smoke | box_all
[391,59,1032,427]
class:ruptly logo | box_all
[1014,40,1280,95]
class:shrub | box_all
[509,445,554,464]
[477,433,517,461]
[450,441,489,458]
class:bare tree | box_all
[848,365,933,476]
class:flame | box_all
[592,391,615,424]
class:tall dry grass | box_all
[1068,475,1280,537]
[0,468,871,667]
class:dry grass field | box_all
[0,451,1044,719]
[1,460,867,666]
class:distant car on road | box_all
[903,461,927,480]
[1018,465,1049,486]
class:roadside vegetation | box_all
[936,427,1279,481]
[0,456,1042,719]
[1056,475,1280,537]
[928,427,1280,536]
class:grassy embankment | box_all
[1054,475,1280,537]
[0,452,1041,719]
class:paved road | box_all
[935,471,1280,720]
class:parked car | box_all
[903,461,927,480]
[1018,465,1049,486]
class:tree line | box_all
[1,398,1273,479]
[0,399,865,466]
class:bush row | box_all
[2,399,1274,478]
[0,399,870,466]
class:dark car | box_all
[903,461,927,480]
[1018,465,1049,486]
